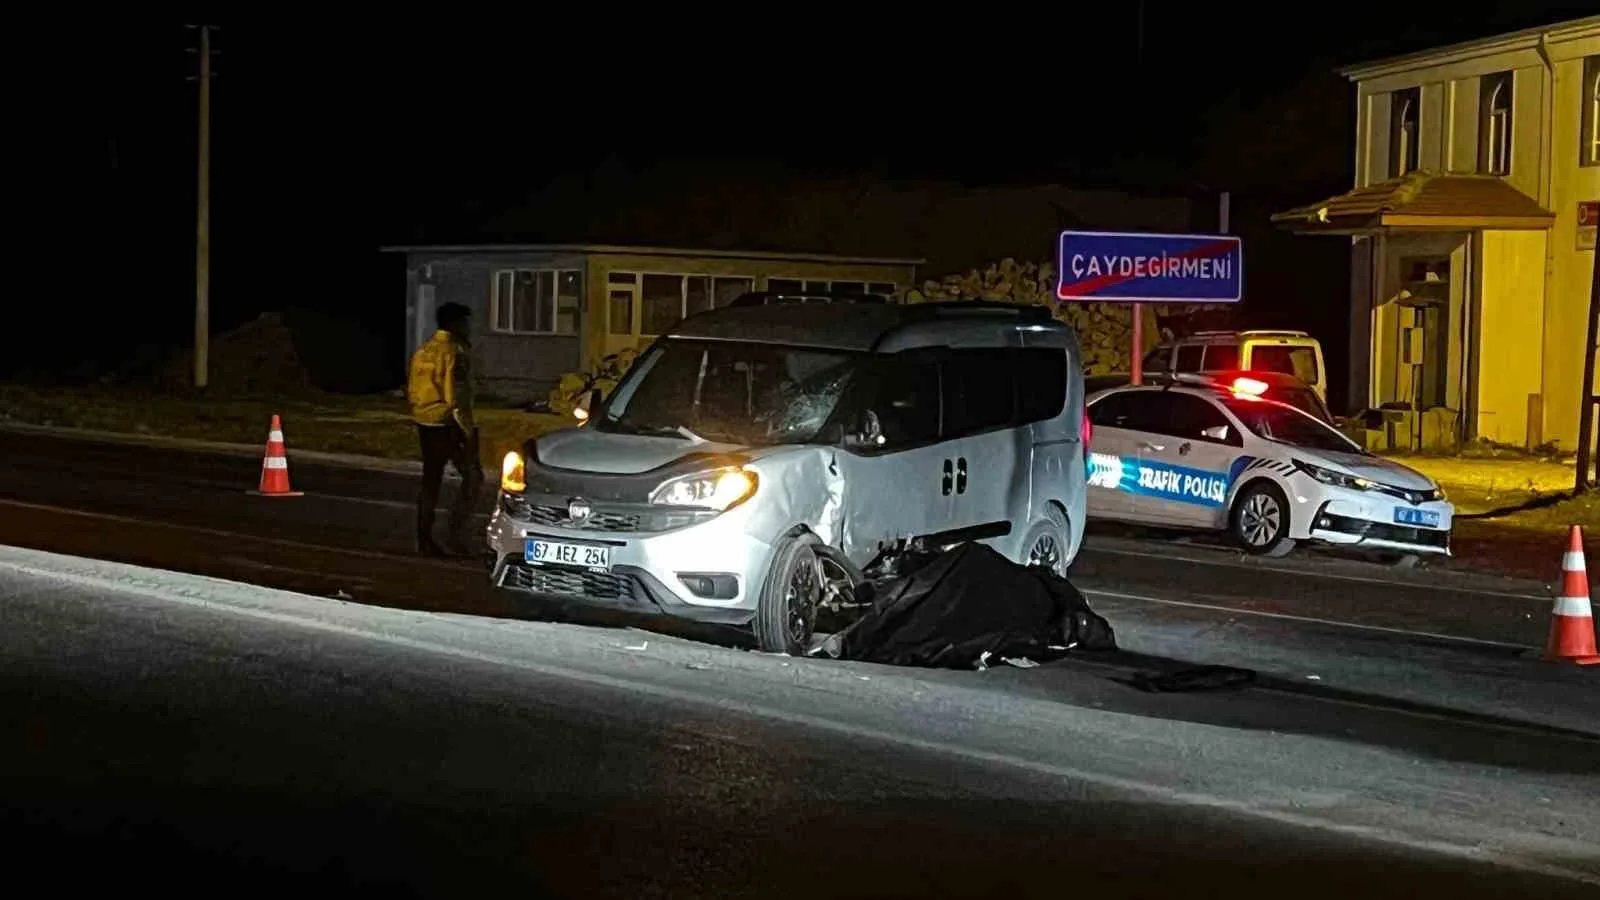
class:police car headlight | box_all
[1293,459,1376,491]
[649,467,758,511]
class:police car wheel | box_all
[754,535,823,655]
[1231,481,1296,558]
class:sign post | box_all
[1056,230,1244,384]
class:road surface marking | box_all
[1085,543,1549,601]
[2,552,1593,887]
[1086,588,1533,650]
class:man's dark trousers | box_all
[417,422,484,553]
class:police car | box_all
[1085,379,1452,558]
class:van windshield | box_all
[598,340,859,446]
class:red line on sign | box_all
[1058,238,1237,299]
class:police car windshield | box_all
[599,339,858,446]
[1221,397,1361,454]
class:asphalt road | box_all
[3,547,1597,897]
[0,429,1597,894]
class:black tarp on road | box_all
[824,543,1116,669]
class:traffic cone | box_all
[1544,525,1599,665]
[248,414,304,498]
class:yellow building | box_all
[1275,16,1600,452]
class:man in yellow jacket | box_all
[408,302,484,556]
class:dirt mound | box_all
[163,313,314,396]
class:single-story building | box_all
[382,243,923,401]
[1273,16,1599,452]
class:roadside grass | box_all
[0,384,574,470]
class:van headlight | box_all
[1292,459,1375,491]
[501,451,526,494]
[649,467,758,511]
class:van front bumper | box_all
[485,496,773,626]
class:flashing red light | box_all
[1231,376,1269,397]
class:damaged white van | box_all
[489,293,1088,653]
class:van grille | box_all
[498,560,635,600]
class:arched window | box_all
[1589,66,1599,165]
[1480,73,1513,176]
[1390,89,1419,177]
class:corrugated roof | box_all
[1271,172,1554,234]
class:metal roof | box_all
[377,242,925,267]
[1339,16,1600,80]
[666,299,1058,352]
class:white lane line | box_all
[1084,543,1550,601]
[1085,588,1534,650]
[0,498,471,570]
[3,555,1593,887]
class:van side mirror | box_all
[1201,425,1230,441]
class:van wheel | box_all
[1022,507,1071,577]
[1231,481,1296,558]
[754,535,823,655]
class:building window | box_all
[1583,56,1600,167]
[1479,72,1513,176]
[1389,88,1420,177]
[767,277,899,297]
[623,273,757,336]
[490,269,580,335]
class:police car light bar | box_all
[1231,376,1269,397]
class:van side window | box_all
[941,349,1016,437]
[1173,344,1204,372]
[845,354,941,447]
[1142,346,1172,374]
[1204,344,1239,370]
[1015,348,1067,424]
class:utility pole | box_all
[1576,244,1600,493]
[188,24,218,390]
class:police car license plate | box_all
[1393,507,1440,528]
[525,538,610,570]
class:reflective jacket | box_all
[408,330,475,431]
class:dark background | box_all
[14,5,1594,395]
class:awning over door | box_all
[1271,171,1554,235]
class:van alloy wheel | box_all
[785,553,821,651]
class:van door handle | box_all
[942,458,953,495]
[1139,441,1166,452]
[956,457,968,494]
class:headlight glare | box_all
[649,467,758,511]
[501,451,526,493]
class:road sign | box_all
[1056,230,1243,303]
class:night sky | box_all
[19,4,1596,386]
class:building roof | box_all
[377,242,924,267]
[1338,15,1600,80]
[1270,172,1555,234]
[668,299,1056,353]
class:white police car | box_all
[1085,380,1452,558]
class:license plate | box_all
[1393,507,1440,528]
[524,538,610,570]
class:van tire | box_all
[753,535,823,655]
[1022,507,1071,577]
[1230,481,1296,558]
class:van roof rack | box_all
[1190,329,1311,338]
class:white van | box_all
[1144,330,1327,402]
[488,294,1089,653]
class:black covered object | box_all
[834,543,1115,668]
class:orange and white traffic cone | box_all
[1545,525,1599,665]
[248,414,304,498]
